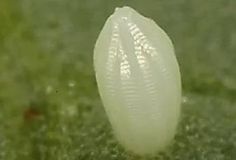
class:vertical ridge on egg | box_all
[94,6,181,155]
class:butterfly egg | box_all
[94,6,181,155]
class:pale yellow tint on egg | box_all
[94,6,181,155]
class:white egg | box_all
[94,6,181,155]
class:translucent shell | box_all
[94,6,181,155]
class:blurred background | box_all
[0,0,235,159]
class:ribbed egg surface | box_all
[94,6,181,155]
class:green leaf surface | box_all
[0,0,235,159]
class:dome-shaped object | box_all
[94,6,181,155]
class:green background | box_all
[0,0,235,159]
